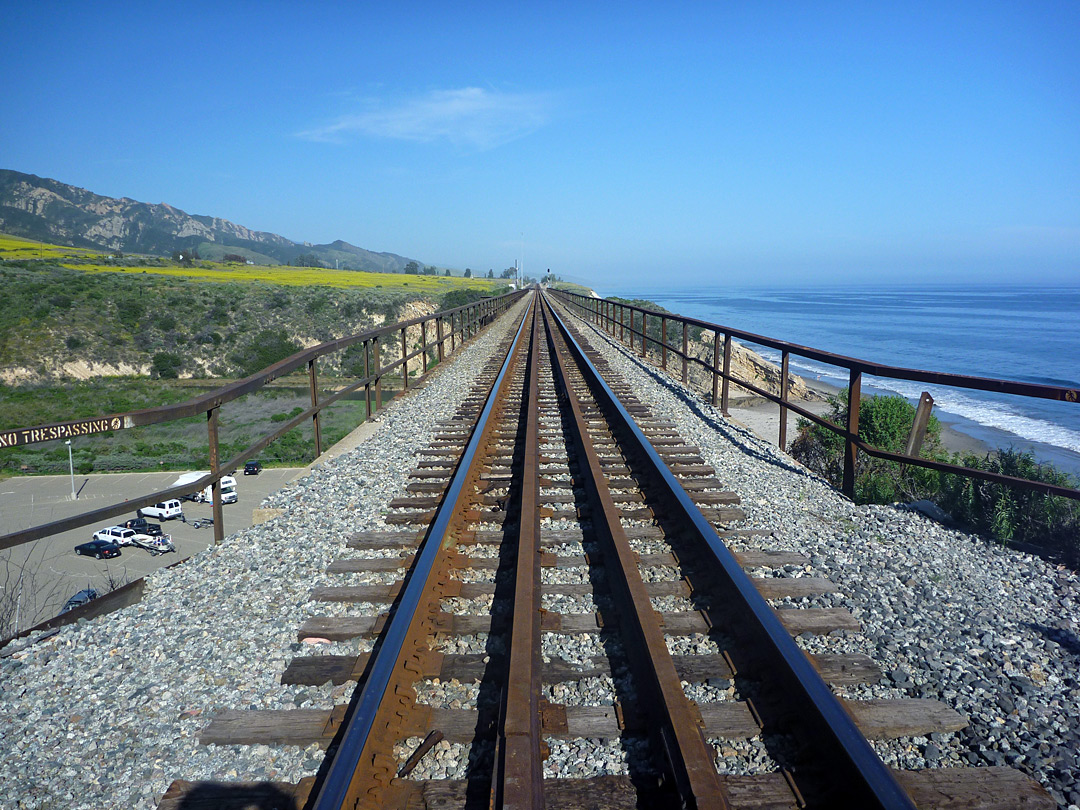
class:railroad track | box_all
[160,291,1052,809]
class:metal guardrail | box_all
[0,290,526,552]
[549,289,1080,503]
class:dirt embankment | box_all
[673,334,824,404]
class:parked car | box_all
[122,517,162,536]
[138,499,184,520]
[92,526,139,546]
[244,460,262,475]
[61,588,99,613]
[74,539,121,560]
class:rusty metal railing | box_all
[549,289,1080,503]
[0,290,525,552]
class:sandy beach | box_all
[726,379,994,458]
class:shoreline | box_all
[726,378,994,458]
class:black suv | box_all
[244,460,262,475]
[122,517,163,536]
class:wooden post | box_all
[364,340,372,419]
[661,316,668,369]
[628,310,635,352]
[401,326,408,390]
[711,331,721,406]
[641,312,648,358]
[904,393,935,458]
[372,338,382,413]
[436,317,444,362]
[420,320,428,374]
[308,358,322,458]
[450,312,457,352]
[843,369,862,499]
[721,333,731,414]
[779,351,790,450]
[681,321,689,384]
[207,407,224,546]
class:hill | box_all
[0,169,426,273]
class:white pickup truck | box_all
[92,525,140,546]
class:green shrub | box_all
[937,449,1079,565]
[789,389,943,503]
[151,352,182,379]
[230,329,301,377]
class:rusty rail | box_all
[549,289,1080,502]
[0,290,525,553]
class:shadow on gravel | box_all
[1026,622,1080,657]
[170,781,301,809]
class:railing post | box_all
[628,309,635,352]
[721,333,731,414]
[662,316,668,369]
[619,305,625,343]
[641,312,648,358]
[843,369,862,499]
[308,358,322,458]
[420,320,428,374]
[401,326,408,390]
[206,407,224,545]
[436,317,444,362]
[681,321,689,384]
[450,312,457,352]
[779,351,790,450]
[373,338,382,413]
[712,330,720,406]
[364,340,372,419]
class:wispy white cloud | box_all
[299,87,553,149]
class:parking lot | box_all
[1,467,301,632]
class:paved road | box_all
[1,467,302,632]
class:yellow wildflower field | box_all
[68,263,499,292]
[0,231,499,293]
[0,233,98,259]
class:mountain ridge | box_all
[0,169,425,273]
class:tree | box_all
[151,352,182,379]
[487,269,494,278]
[404,261,420,275]
[425,265,437,275]
[444,269,451,277]
[500,267,517,279]
[464,268,472,278]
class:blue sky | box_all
[2,1,1077,289]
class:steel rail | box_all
[540,295,731,810]
[309,296,535,810]
[543,292,919,809]
[491,299,545,809]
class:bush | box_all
[789,390,943,504]
[151,352,182,379]
[230,329,301,377]
[937,449,1079,565]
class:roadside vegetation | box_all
[0,233,510,477]
[790,391,1080,566]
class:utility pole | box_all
[66,440,76,500]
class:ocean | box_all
[606,284,1080,478]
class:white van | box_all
[171,472,238,505]
[138,499,184,520]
